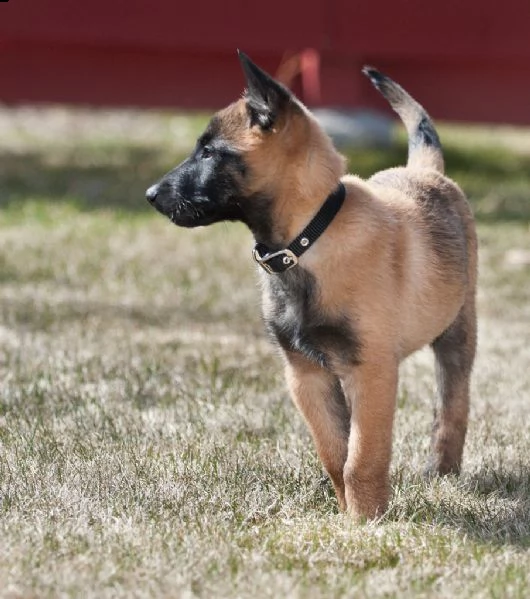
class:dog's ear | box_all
[238,50,293,130]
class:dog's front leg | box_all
[340,359,398,520]
[284,352,350,510]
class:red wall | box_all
[1,1,530,123]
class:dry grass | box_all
[0,105,529,598]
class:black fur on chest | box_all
[263,268,361,368]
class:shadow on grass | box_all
[1,142,530,221]
[0,297,177,330]
[452,467,530,548]
[387,466,530,548]
[346,143,530,222]
[0,296,260,333]
[0,147,166,214]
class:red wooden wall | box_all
[1,1,530,124]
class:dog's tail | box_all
[362,66,444,173]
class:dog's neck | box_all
[248,149,345,250]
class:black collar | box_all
[252,182,346,274]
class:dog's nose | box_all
[146,184,159,205]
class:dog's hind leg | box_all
[427,296,477,476]
[285,353,350,510]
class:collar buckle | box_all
[252,248,298,274]
[251,182,345,275]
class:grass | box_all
[0,105,529,598]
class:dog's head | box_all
[146,51,344,242]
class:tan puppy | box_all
[146,52,477,520]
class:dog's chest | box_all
[263,269,359,368]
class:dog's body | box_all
[147,53,477,519]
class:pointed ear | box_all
[237,50,293,130]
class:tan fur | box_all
[246,101,474,518]
[307,172,473,361]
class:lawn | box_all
[0,106,529,598]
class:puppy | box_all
[146,51,477,520]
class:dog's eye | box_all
[201,145,214,159]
